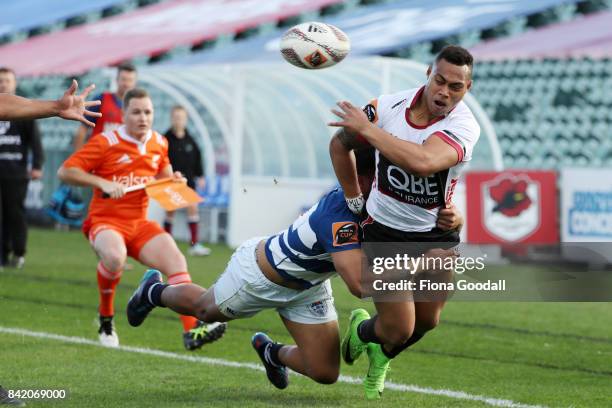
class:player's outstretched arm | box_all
[331,249,365,299]
[57,166,125,199]
[0,80,101,125]
[329,101,458,177]
[329,131,364,214]
[0,94,62,121]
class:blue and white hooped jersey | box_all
[264,188,361,289]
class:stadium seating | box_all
[471,58,612,169]
[168,0,582,67]
[0,0,350,77]
[0,0,160,44]
[6,0,606,76]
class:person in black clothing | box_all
[163,105,210,256]
[0,67,44,268]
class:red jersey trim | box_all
[432,131,464,164]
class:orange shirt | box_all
[63,126,170,221]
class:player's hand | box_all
[57,80,101,127]
[437,202,463,231]
[30,169,43,180]
[329,101,372,135]
[345,193,365,215]
[99,179,125,199]
[172,171,187,183]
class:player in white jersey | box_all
[126,149,463,390]
[328,45,478,398]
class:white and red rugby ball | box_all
[279,22,350,69]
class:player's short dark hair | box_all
[117,62,137,75]
[171,104,186,113]
[123,88,150,109]
[435,45,473,76]
[0,67,16,76]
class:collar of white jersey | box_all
[405,86,459,129]
[116,125,152,154]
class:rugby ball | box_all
[279,22,350,69]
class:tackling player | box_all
[58,88,226,350]
[328,45,479,398]
[126,149,462,389]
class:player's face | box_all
[171,109,188,133]
[0,72,17,94]
[425,59,472,117]
[116,70,137,98]
[124,97,154,140]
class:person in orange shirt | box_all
[58,88,226,349]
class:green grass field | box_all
[1,228,611,407]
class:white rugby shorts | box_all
[213,237,337,324]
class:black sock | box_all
[357,315,383,344]
[148,282,168,307]
[385,331,426,359]
[266,343,285,367]
[98,315,114,334]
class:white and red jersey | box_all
[365,86,480,232]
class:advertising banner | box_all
[466,171,558,244]
[561,168,612,242]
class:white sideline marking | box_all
[1,326,546,408]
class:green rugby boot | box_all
[364,343,391,400]
[341,308,370,365]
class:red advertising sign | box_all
[466,171,558,244]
